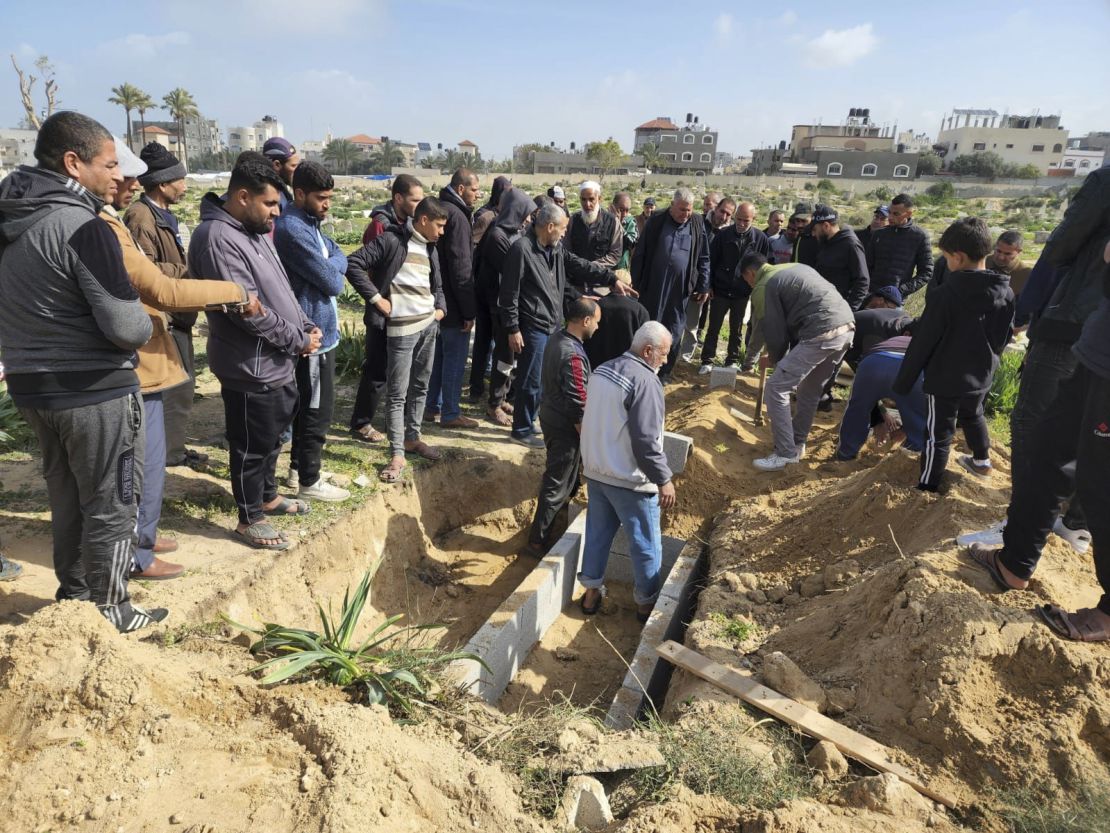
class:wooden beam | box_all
[655,640,957,809]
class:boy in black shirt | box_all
[894,218,1014,491]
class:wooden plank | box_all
[655,641,957,809]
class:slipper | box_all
[580,586,606,616]
[235,522,293,551]
[351,425,386,444]
[379,461,406,483]
[1038,605,1110,642]
[263,496,310,516]
[404,441,442,461]
[964,543,1020,593]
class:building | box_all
[515,145,643,176]
[348,134,381,156]
[935,109,1068,175]
[0,127,38,170]
[748,109,918,179]
[633,115,718,175]
[299,133,332,164]
[1070,131,1110,154]
[415,142,433,164]
[134,125,172,149]
[135,114,222,160]
[226,115,285,156]
[1052,146,1105,176]
[896,129,932,154]
[457,139,479,158]
[395,142,418,168]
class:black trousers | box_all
[918,391,990,491]
[488,310,517,409]
[469,301,494,398]
[1000,365,1110,614]
[163,326,195,464]
[529,418,582,547]
[700,294,749,366]
[222,382,299,525]
[350,324,387,431]
[293,351,336,489]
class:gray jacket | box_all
[0,166,151,408]
[763,264,855,362]
[188,193,314,393]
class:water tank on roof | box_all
[779,140,787,150]
[570,142,576,151]
[686,112,693,123]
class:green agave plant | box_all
[228,567,485,716]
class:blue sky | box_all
[4,0,1108,159]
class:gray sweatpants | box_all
[765,331,853,458]
[386,323,438,458]
[20,392,147,630]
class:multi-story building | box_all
[135,125,172,150]
[896,129,932,154]
[935,109,1068,174]
[348,134,381,156]
[517,147,643,176]
[0,127,38,170]
[226,115,284,156]
[1053,146,1105,176]
[457,139,479,158]
[633,115,718,175]
[136,114,222,159]
[415,142,433,164]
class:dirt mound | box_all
[0,602,549,833]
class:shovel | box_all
[754,365,767,426]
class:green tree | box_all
[925,181,956,203]
[916,151,941,176]
[323,138,356,175]
[422,152,447,170]
[368,139,405,174]
[108,83,144,149]
[490,158,513,174]
[868,185,894,201]
[585,137,625,179]
[816,178,836,193]
[950,151,1006,181]
[133,89,155,148]
[639,141,662,171]
[161,87,199,171]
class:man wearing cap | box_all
[547,185,570,218]
[565,181,623,287]
[125,142,201,469]
[261,137,300,212]
[788,203,820,268]
[635,197,656,235]
[812,204,869,311]
[855,205,889,252]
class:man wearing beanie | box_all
[125,142,202,469]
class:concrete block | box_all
[1034,230,1050,244]
[604,686,644,730]
[558,776,613,831]
[709,365,737,389]
[663,431,693,475]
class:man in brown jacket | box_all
[107,139,257,579]
[124,142,201,469]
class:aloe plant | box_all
[229,567,484,716]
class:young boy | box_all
[894,217,1014,491]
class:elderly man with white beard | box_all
[565,180,623,293]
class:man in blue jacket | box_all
[274,161,350,503]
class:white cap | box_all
[551,185,565,199]
[579,180,602,195]
[114,137,148,178]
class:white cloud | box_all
[98,31,191,59]
[803,23,878,67]
[714,12,734,39]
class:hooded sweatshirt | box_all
[0,166,151,408]
[474,188,535,309]
[894,269,1014,398]
[188,193,314,393]
[815,227,870,310]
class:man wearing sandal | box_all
[189,159,322,551]
[346,197,448,483]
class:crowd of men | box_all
[0,109,1105,644]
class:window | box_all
[973,142,986,151]
[953,142,958,151]
[700,153,711,162]
[893,164,910,178]
[1032,145,1045,152]
[683,134,695,144]
[702,134,714,144]
[1053,143,1063,153]
[1080,159,1091,169]
[1065,159,1075,168]
[662,152,677,160]
[660,134,677,143]
[826,162,843,176]
[1006,143,1014,149]
[681,152,693,162]
[861,163,878,177]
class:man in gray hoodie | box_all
[0,112,162,631]
[188,159,322,550]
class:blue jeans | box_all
[578,478,662,606]
[511,327,549,438]
[135,393,165,571]
[838,352,927,459]
[426,324,471,423]
[386,323,438,458]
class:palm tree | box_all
[639,142,662,172]
[323,138,356,175]
[108,83,143,150]
[134,89,155,149]
[161,87,199,171]
[368,140,406,174]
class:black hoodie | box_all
[474,188,534,308]
[815,227,870,310]
[893,269,1014,397]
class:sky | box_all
[3,0,1109,160]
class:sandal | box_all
[964,543,1023,593]
[263,496,310,516]
[235,522,293,551]
[379,460,406,483]
[404,441,442,461]
[1038,605,1110,642]
[580,586,606,616]
[351,425,386,444]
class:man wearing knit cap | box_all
[262,137,299,211]
[565,181,623,290]
[125,142,200,468]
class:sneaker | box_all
[833,450,856,462]
[511,434,545,449]
[286,469,299,491]
[1052,517,1092,555]
[680,351,696,363]
[956,520,1006,548]
[299,480,352,502]
[957,455,992,478]
[115,604,170,633]
[698,364,712,376]
[0,555,23,581]
[796,443,806,460]
[753,453,800,471]
[724,362,738,370]
[817,397,833,413]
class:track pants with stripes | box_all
[918,391,990,491]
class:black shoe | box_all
[817,398,833,413]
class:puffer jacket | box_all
[815,227,869,310]
[867,219,933,296]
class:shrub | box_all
[986,350,1023,418]
[868,185,894,202]
[925,181,956,204]
[0,382,31,448]
[332,229,364,246]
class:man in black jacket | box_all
[565,181,622,284]
[523,297,601,557]
[698,202,770,373]
[789,204,820,267]
[426,168,480,429]
[868,193,932,297]
[682,197,736,359]
[499,202,618,447]
[854,204,888,252]
[812,204,869,310]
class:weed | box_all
[338,285,364,308]
[334,321,366,380]
[0,382,31,448]
[998,781,1110,833]
[714,442,729,454]
[710,611,760,643]
[155,619,225,648]
[987,350,1023,418]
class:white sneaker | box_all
[698,364,712,375]
[681,351,696,363]
[796,443,806,460]
[287,469,299,491]
[753,453,800,471]
[724,362,738,370]
[299,480,351,502]
[1052,517,1091,554]
[956,520,1005,548]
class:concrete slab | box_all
[604,533,685,586]
[663,431,693,475]
[709,366,737,389]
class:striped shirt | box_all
[387,229,437,338]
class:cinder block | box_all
[558,775,613,830]
[709,365,737,390]
[663,431,693,475]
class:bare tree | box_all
[11,54,58,130]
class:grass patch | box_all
[153,619,225,648]
[998,781,1110,833]
[710,611,761,643]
